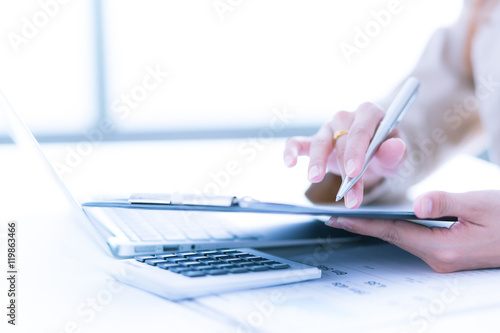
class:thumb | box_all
[414,191,489,221]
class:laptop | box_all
[0,91,356,299]
[5,102,355,258]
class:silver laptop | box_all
[1,91,358,298]
[0,91,355,258]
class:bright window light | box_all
[104,0,462,132]
[0,1,463,138]
[0,0,96,135]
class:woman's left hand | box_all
[326,190,500,273]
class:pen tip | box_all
[335,195,342,202]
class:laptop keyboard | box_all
[135,249,291,277]
[106,208,257,242]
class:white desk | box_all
[1,139,499,333]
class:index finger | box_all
[307,124,334,182]
[283,136,312,167]
[326,216,441,258]
[343,102,385,178]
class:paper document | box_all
[189,242,500,332]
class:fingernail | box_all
[308,165,320,180]
[346,159,356,177]
[421,197,433,216]
[345,191,358,209]
[336,217,353,231]
[325,217,337,227]
[395,138,407,162]
[284,156,294,167]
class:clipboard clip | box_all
[128,193,258,207]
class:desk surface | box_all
[1,139,499,333]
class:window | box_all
[0,0,97,137]
[103,0,462,136]
[0,0,462,141]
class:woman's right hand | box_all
[283,102,408,208]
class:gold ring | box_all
[333,130,349,142]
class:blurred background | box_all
[0,0,462,142]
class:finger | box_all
[283,136,312,167]
[331,111,363,208]
[343,103,385,178]
[326,216,438,255]
[344,179,364,209]
[308,111,352,183]
[369,137,407,177]
[307,125,335,182]
[325,149,342,175]
[329,110,354,179]
[414,191,495,222]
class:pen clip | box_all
[128,193,238,206]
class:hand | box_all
[326,190,500,272]
[283,102,407,208]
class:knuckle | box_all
[379,226,402,245]
[430,191,452,216]
[359,102,384,118]
[286,136,301,146]
[333,110,351,123]
[312,136,330,147]
[359,101,376,110]
[348,126,371,142]
[431,247,461,266]
[285,137,295,146]
[309,157,327,166]
[372,107,385,119]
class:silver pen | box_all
[335,77,420,202]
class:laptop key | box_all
[178,252,198,257]
[248,266,271,272]
[228,268,250,274]
[234,253,253,258]
[211,263,237,269]
[196,265,213,270]
[223,258,247,264]
[197,257,215,263]
[169,258,190,263]
[145,259,168,266]
[239,262,259,267]
[205,269,228,276]
[181,271,207,278]
[135,255,156,262]
[247,257,268,262]
[169,267,193,274]
[181,261,202,267]
[156,254,181,260]
[188,256,208,261]
[208,254,233,260]
[220,249,240,254]
[198,250,220,255]
[157,263,182,270]
[269,264,291,270]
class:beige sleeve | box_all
[369,10,485,203]
[308,4,484,205]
